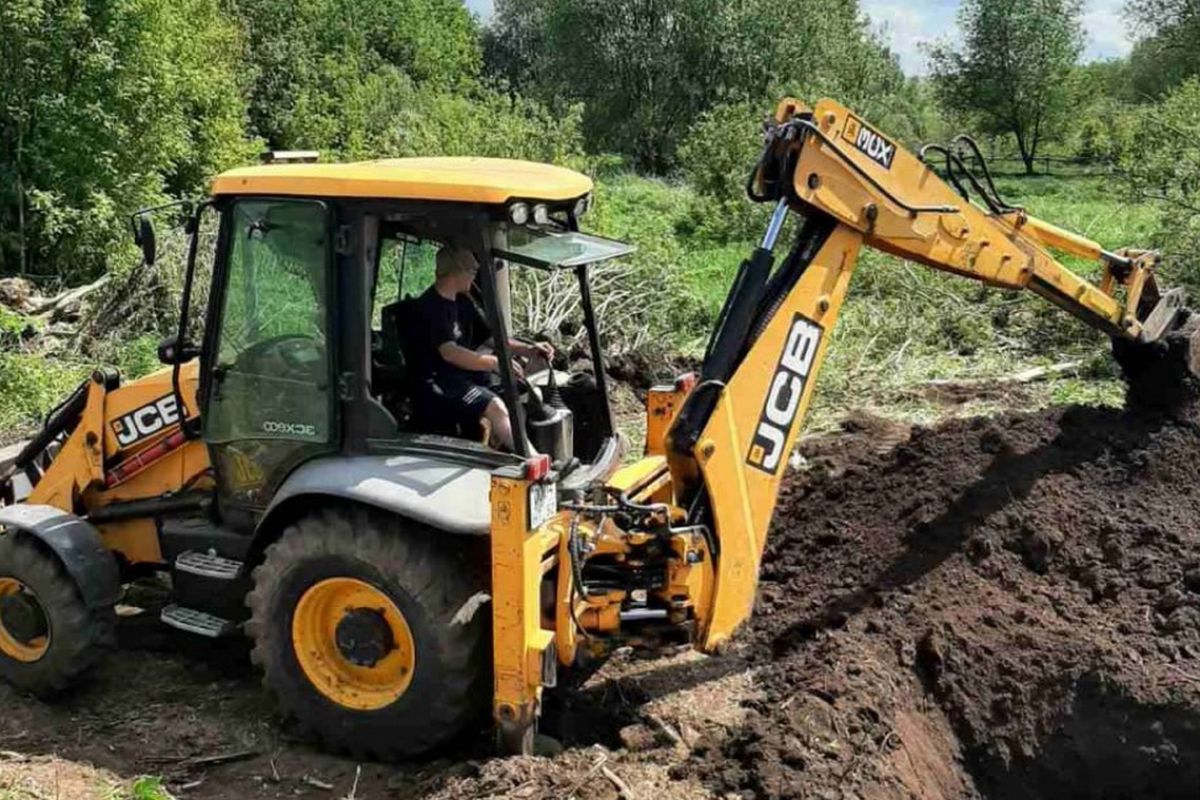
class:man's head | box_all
[435,246,479,295]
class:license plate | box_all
[528,482,558,529]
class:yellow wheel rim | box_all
[0,577,49,663]
[291,577,415,711]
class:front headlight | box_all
[573,195,590,218]
[508,202,530,226]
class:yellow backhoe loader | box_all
[1,98,1196,758]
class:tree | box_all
[228,0,482,152]
[929,0,1084,174]
[1126,0,1200,97]
[0,0,256,282]
[1124,78,1200,290]
[486,0,903,172]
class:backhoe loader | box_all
[1,98,1196,758]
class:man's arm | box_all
[438,342,499,373]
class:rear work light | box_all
[675,372,698,393]
[523,454,551,481]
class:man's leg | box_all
[483,398,514,452]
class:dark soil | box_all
[691,403,1200,799]
[3,402,1200,799]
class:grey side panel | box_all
[262,455,493,536]
[0,504,122,608]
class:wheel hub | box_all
[0,578,50,663]
[291,577,417,710]
[335,607,395,667]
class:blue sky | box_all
[462,0,1134,76]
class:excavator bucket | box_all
[1113,308,1200,412]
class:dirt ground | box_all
[3,397,1200,798]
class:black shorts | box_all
[424,371,497,425]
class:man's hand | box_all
[513,339,554,361]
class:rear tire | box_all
[246,508,489,760]
[0,534,115,696]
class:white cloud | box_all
[1081,0,1133,60]
[863,0,1136,76]
[860,0,958,76]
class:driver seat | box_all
[373,300,409,414]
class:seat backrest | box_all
[381,297,424,386]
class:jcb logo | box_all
[844,115,895,170]
[112,394,180,448]
[746,314,822,474]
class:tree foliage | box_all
[228,0,482,153]
[0,0,256,282]
[929,0,1084,174]
[487,0,904,172]
[1126,0,1200,98]
[1125,78,1200,289]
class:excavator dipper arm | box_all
[667,97,1194,649]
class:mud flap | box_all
[0,505,120,609]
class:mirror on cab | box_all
[157,333,200,365]
[133,216,157,266]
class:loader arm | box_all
[667,97,1190,649]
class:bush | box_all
[677,101,771,243]
[385,85,585,165]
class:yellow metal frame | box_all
[693,224,864,648]
[678,97,1170,648]
[28,362,211,567]
[489,467,559,751]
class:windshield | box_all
[496,227,635,270]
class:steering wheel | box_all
[233,334,323,380]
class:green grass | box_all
[653,173,1150,431]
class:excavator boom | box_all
[664,97,1198,648]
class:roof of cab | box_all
[210,156,593,204]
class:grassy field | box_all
[664,172,1156,431]
[0,172,1158,440]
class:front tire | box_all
[0,534,115,696]
[246,508,489,760]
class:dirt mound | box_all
[691,405,1200,798]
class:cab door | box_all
[202,198,336,511]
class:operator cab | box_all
[188,157,633,513]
